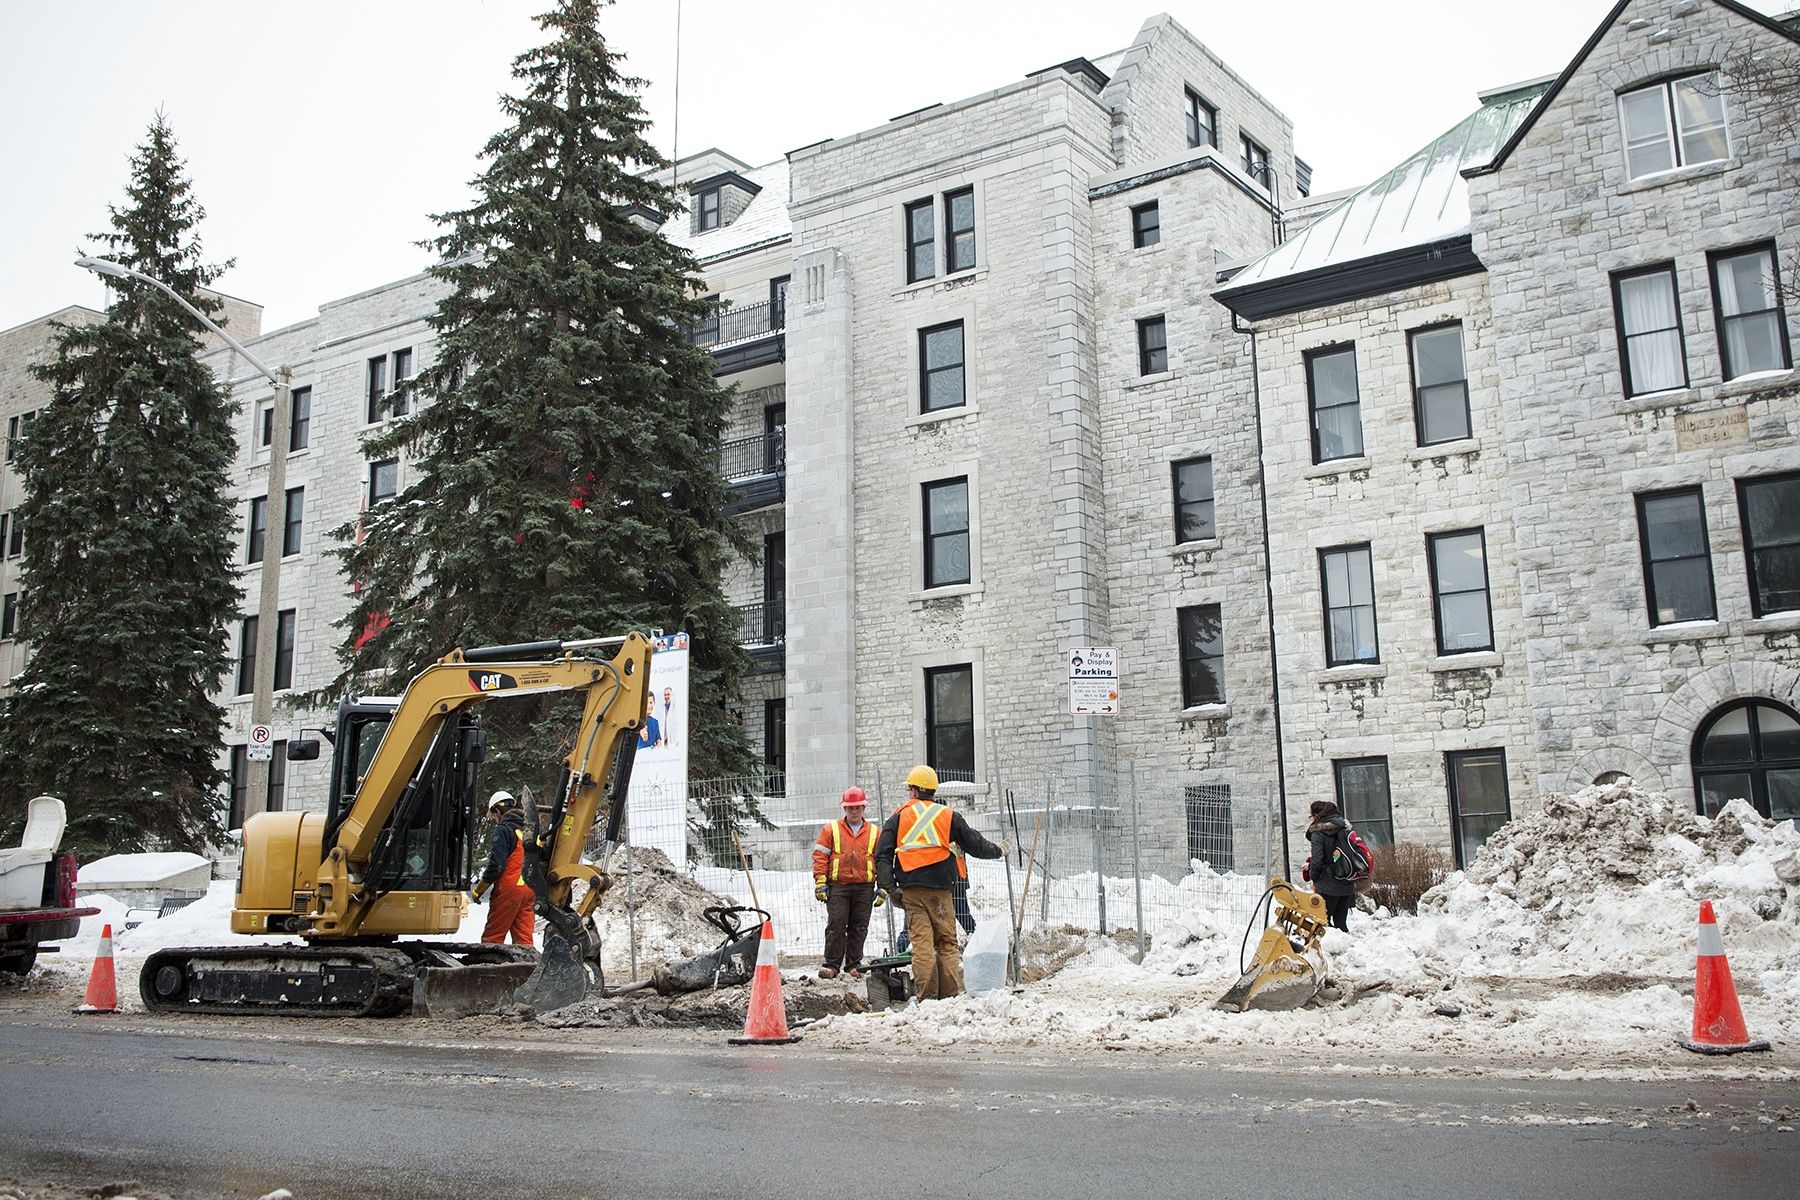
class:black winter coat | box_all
[481,811,531,890]
[875,802,1003,892]
[1307,816,1358,898]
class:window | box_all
[763,402,786,474]
[1740,472,1800,616]
[1184,784,1233,870]
[1613,265,1687,395]
[1334,758,1394,848]
[5,509,19,558]
[1428,529,1494,654]
[1172,456,1214,543]
[1131,201,1161,248]
[1177,604,1224,707]
[366,355,388,423]
[1,592,17,640]
[1321,544,1379,665]
[367,349,413,422]
[274,608,296,691]
[763,698,786,797]
[0,514,6,559]
[369,458,399,505]
[919,321,965,413]
[391,349,413,416]
[762,532,786,644]
[282,487,304,558]
[925,664,975,783]
[1306,345,1362,461]
[6,410,35,463]
[923,477,971,589]
[289,386,311,452]
[228,745,248,830]
[944,187,975,274]
[769,275,789,327]
[246,496,268,565]
[1637,487,1716,625]
[1137,316,1168,375]
[1618,74,1728,180]
[1240,134,1269,187]
[236,616,258,696]
[267,740,289,814]
[1711,245,1790,379]
[1446,749,1510,866]
[1693,700,1800,821]
[1410,323,1470,445]
[1184,87,1216,149]
[696,187,721,232]
[259,402,275,449]
[905,198,935,283]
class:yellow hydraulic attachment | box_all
[1215,878,1329,1012]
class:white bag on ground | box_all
[962,915,1010,996]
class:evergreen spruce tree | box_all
[340,0,754,797]
[0,116,240,856]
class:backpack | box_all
[1330,827,1374,883]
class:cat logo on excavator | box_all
[469,671,517,692]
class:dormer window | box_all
[1619,74,1727,179]
[696,187,721,232]
[686,170,761,235]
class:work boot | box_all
[847,964,865,979]
[819,965,839,979]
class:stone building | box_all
[2,1,1794,872]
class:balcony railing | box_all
[718,430,785,483]
[688,298,785,349]
[735,600,785,647]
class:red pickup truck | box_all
[1,797,100,975]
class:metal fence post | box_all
[874,764,895,955]
[1092,770,1106,935]
[1040,772,1055,923]
[1129,760,1145,963]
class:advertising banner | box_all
[626,632,689,864]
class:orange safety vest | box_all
[895,800,955,872]
[814,819,877,883]
[954,845,968,880]
[498,829,531,894]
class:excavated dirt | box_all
[588,845,753,977]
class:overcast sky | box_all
[1,0,1786,335]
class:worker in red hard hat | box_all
[812,785,884,979]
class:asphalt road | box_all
[1,1015,1796,1200]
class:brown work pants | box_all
[902,886,962,999]
[481,886,535,946]
[823,883,876,972]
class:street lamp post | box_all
[76,256,292,821]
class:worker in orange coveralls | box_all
[471,791,535,946]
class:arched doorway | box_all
[1691,699,1800,821]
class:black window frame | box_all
[1333,757,1395,848]
[922,476,972,590]
[365,354,388,424]
[274,608,296,692]
[267,740,289,814]
[246,495,268,565]
[1708,243,1792,380]
[763,697,786,797]
[696,186,721,232]
[944,186,976,274]
[1240,134,1269,187]
[1408,321,1471,446]
[1636,486,1717,626]
[1177,603,1225,708]
[258,402,275,449]
[1171,456,1215,544]
[918,321,966,414]
[1137,315,1168,376]
[288,385,311,452]
[904,197,936,284]
[1305,343,1363,463]
[1739,470,1800,617]
[1320,543,1380,666]
[236,616,258,696]
[1445,748,1511,869]
[1611,262,1688,397]
[1131,201,1161,248]
[1183,87,1217,149]
[1,591,17,641]
[1692,698,1800,821]
[282,486,304,558]
[369,458,399,506]
[924,663,975,783]
[5,410,34,463]
[389,348,413,418]
[229,745,248,830]
[4,508,19,558]
[1427,528,1495,654]
[769,275,790,328]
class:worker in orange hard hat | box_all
[813,785,884,979]
[875,765,1004,1000]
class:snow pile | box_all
[593,846,745,973]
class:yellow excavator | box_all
[141,634,652,1018]
[1215,878,1329,1012]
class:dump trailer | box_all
[140,634,652,1017]
[0,797,100,975]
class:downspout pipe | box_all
[1232,308,1291,877]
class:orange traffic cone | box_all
[1677,901,1770,1055]
[74,923,118,1015]
[728,919,800,1046]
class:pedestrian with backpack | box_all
[1305,800,1360,932]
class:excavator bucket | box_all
[1215,880,1329,1013]
[513,910,600,1013]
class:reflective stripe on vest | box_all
[828,820,877,882]
[895,801,953,871]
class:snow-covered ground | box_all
[34,784,1800,1075]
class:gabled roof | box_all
[1215,80,1548,318]
[1466,0,1800,179]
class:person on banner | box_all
[661,685,678,749]
[876,765,1004,1000]
[812,786,885,979]
[471,791,536,946]
[636,709,662,750]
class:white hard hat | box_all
[488,789,515,811]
